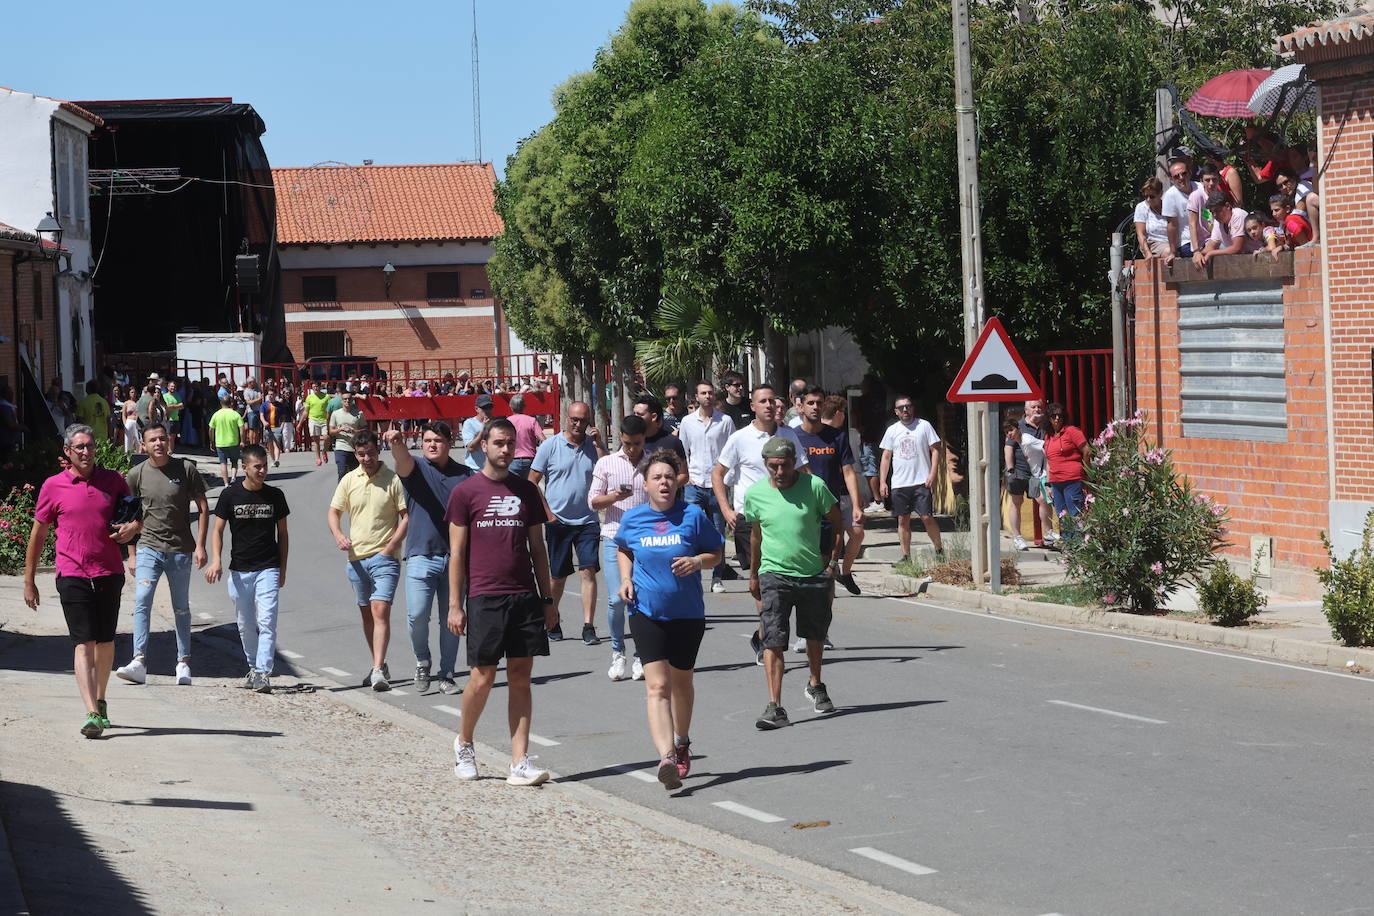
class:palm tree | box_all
[635,291,754,386]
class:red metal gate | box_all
[1029,349,1114,438]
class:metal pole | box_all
[1110,232,1126,420]
[987,403,1001,592]
[953,0,988,588]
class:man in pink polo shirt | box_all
[506,393,545,479]
[24,423,142,738]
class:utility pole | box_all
[472,0,483,163]
[953,0,988,587]
[1110,232,1126,419]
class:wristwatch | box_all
[541,596,554,606]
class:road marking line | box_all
[883,595,1374,685]
[1047,700,1166,724]
[611,763,658,783]
[319,666,351,678]
[196,613,213,620]
[712,801,785,823]
[277,649,303,660]
[528,733,560,747]
[849,846,937,876]
[389,688,409,695]
[432,705,461,716]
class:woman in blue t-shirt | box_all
[614,449,724,791]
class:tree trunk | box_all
[763,325,787,388]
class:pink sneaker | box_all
[674,738,691,778]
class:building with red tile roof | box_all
[271,162,524,375]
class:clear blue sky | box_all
[1,0,636,175]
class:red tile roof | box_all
[272,163,503,245]
[1277,5,1374,53]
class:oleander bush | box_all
[1318,510,1374,647]
[1063,411,1229,613]
[0,484,54,575]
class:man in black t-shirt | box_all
[795,387,864,605]
[718,371,753,431]
[206,445,290,693]
[633,394,687,482]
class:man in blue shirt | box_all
[385,421,471,694]
[462,394,493,471]
[529,401,607,644]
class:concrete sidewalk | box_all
[845,510,1374,675]
[0,570,944,915]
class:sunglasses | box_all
[895,404,914,410]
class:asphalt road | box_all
[180,450,1374,916]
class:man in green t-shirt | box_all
[209,396,246,487]
[303,381,331,467]
[75,381,110,442]
[745,436,843,730]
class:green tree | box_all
[635,291,756,386]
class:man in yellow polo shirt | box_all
[304,381,332,468]
[326,430,408,690]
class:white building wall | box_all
[279,242,495,269]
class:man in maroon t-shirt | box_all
[445,417,555,785]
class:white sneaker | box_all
[792,637,807,653]
[175,661,192,686]
[370,667,391,691]
[1043,529,1060,544]
[507,754,550,786]
[454,738,478,780]
[115,657,146,685]
[608,651,628,681]
[863,501,885,516]
[710,579,726,594]
[631,656,644,680]
[1013,535,1028,552]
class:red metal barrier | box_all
[356,389,561,431]
[1030,349,1114,439]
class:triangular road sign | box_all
[947,317,1043,402]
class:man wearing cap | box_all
[462,394,494,471]
[746,435,842,729]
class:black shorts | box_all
[1007,476,1029,497]
[466,592,549,667]
[546,520,600,579]
[629,614,706,670]
[56,574,125,644]
[733,518,753,570]
[819,520,835,561]
[758,572,832,647]
[892,484,933,518]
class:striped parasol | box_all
[1248,64,1316,115]
[1185,68,1273,118]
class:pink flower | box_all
[1121,507,1130,516]
[1084,493,1095,505]
[1150,561,1163,573]
[0,521,11,529]
[1210,504,1224,516]
[1103,592,1118,604]
[1144,449,1165,465]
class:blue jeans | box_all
[683,484,724,581]
[347,553,400,604]
[405,553,460,677]
[601,536,636,656]
[510,457,533,479]
[131,546,193,661]
[1051,479,1086,524]
[229,567,280,674]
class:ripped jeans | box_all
[130,546,194,661]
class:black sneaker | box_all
[836,572,861,596]
[804,681,835,713]
[548,619,564,641]
[749,631,764,666]
[755,702,789,730]
[415,663,431,693]
[581,624,599,646]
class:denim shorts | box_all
[346,553,400,605]
[546,520,600,578]
[216,446,240,463]
[860,442,879,478]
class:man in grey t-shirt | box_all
[116,423,209,686]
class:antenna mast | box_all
[471,0,483,163]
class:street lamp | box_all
[35,211,62,259]
[382,261,396,298]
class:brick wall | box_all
[1132,248,1329,571]
[0,250,59,392]
[1319,76,1374,503]
[282,261,501,370]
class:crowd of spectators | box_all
[1135,134,1320,267]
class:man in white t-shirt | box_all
[712,383,807,664]
[1192,191,1248,268]
[878,396,943,562]
[1164,158,1199,257]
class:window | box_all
[1178,280,1286,442]
[426,271,462,299]
[302,276,337,302]
[302,330,347,360]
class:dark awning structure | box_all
[76,97,290,364]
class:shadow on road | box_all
[674,759,851,796]
[792,699,946,725]
[0,780,152,915]
[101,725,284,740]
[114,797,256,810]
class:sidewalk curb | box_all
[184,624,950,915]
[872,573,1374,674]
